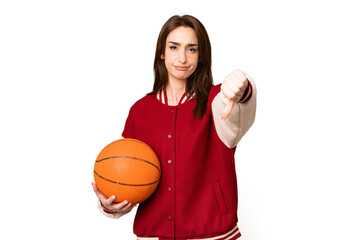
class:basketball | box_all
[93,138,161,204]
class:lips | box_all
[174,66,189,71]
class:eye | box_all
[170,46,177,50]
[189,48,197,53]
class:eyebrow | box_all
[168,41,198,47]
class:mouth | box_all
[174,66,189,71]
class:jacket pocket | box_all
[212,181,228,216]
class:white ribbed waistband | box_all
[137,225,240,240]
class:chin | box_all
[180,76,190,81]
[172,73,188,81]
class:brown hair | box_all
[148,15,213,118]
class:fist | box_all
[220,69,249,120]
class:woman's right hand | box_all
[92,182,137,214]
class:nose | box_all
[178,48,186,64]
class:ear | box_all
[161,54,164,60]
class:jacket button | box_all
[168,187,172,192]
[167,134,172,139]
[168,216,173,221]
[168,160,172,164]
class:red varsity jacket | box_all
[121,84,244,239]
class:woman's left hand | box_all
[220,69,249,120]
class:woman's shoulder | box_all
[208,84,222,102]
[210,84,221,94]
[129,93,157,111]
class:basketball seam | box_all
[96,156,161,173]
[94,170,160,186]
[98,188,109,199]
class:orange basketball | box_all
[93,138,161,204]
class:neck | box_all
[165,79,186,106]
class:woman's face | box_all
[162,26,199,83]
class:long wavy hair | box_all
[148,15,213,118]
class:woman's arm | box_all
[211,70,257,148]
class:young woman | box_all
[92,15,257,240]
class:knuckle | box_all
[103,203,112,210]
[112,205,121,211]
[232,70,240,76]
[117,201,127,209]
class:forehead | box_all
[166,26,198,44]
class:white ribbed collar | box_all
[156,88,195,106]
